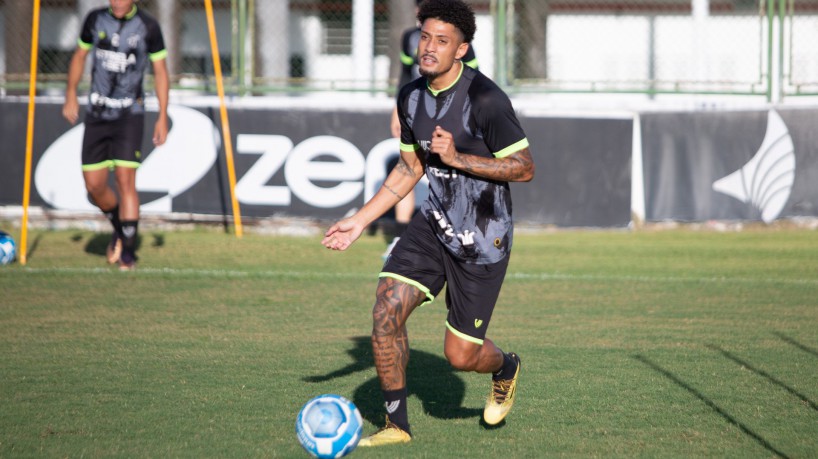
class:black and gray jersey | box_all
[397,65,530,264]
[78,6,166,120]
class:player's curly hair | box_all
[417,0,476,43]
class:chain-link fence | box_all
[501,0,770,95]
[784,0,818,95]
[502,0,818,99]
[0,0,815,99]
[0,0,418,94]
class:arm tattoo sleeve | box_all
[455,148,535,182]
[394,158,417,178]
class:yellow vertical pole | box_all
[20,0,42,265]
[204,0,243,237]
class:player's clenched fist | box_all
[430,125,457,165]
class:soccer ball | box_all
[295,394,363,459]
[0,231,15,265]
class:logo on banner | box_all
[35,105,220,213]
[35,107,420,213]
[712,109,795,223]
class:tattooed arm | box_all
[429,125,535,182]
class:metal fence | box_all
[0,0,815,100]
[501,0,818,99]
[784,0,818,95]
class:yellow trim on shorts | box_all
[446,321,484,345]
[112,160,141,169]
[82,160,114,172]
[378,272,435,306]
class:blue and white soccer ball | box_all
[0,231,15,265]
[295,394,363,459]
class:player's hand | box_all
[430,125,457,165]
[153,115,169,146]
[322,218,364,251]
[62,98,80,125]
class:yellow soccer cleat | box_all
[358,417,412,447]
[483,352,521,425]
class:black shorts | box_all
[81,112,145,171]
[380,212,510,344]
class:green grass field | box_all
[1,225,817,458]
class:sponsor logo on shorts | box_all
[474,319,483,329]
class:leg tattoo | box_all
[371,277,425,391]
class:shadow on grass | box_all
[304,336,482,426]
[21,233,44,260]
[707,344,818,413]
[773,332,818,359]
[633,354,790,459]
[84,233,142,257]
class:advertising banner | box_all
[514,116,633,227]
[0,101,633,227]
[640,109,818,222]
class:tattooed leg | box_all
[371,277,426,390]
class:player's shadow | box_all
[84,233,142,257]
[303,336,482,425]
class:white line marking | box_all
[506,272,818,286]
[12,267,818,286]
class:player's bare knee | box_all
[445,348,479,371]
[85,183,106,200]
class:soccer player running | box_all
[322,0,534,446]
[63,0,169,271]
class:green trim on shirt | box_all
[427,61,465,97]
[494,138,530,158]
[149,49,168,62]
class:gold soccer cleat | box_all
[483,352,521,425]
[358,417,411,447]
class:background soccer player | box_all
[323,0,534,446]
[62,0,169,270]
